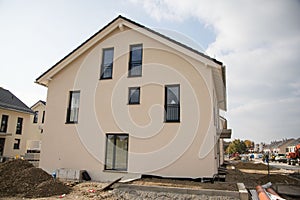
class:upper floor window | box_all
[33,111,38,123]
[0,115,8,133]
[165,85,180,122]
[66,91,80,123]
[100,48,114,79]
[128,44,143,77]
[128,87,140,104]
[16,117,23,135]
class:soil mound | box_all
[258,174,300,185]
[235,162,274,170]
[0,159,71,198]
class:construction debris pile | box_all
[0,159,71,198]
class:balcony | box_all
[218,116,232,139]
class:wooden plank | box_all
[99,177,123,191]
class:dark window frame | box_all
[13,138,20,149]
[128,87,141,105]
[0,115,9,133]
[66,91,80,124]
[128,44,143,77]
[100,47,114,79]
[33,111,38,123]
[42,111,45,124]
[165,84,180,122]
[104,133,129,171]
[16,117,23,135]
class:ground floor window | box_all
[105,134,128,171]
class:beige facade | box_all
[36,16,229,181]
[26,101,46,151]
[0,108,31,158]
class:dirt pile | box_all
[226,161,300,189]
[234,162,274,170]
[258,174,300,185]
[0,159,71,198]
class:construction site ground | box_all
[0,159,299,199]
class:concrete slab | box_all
[237,183,249,200]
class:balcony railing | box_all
[165,104,180,122]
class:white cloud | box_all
[129,0,300,143]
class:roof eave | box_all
[0,105,34,115]
[211,65,227,111]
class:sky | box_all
[0,0,299,143]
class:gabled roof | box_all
[0,87,34,114]
[290,138,300,146]
[31,100,46,109]
[287,138,300,147]
[36,15,227,110]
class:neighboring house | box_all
[277,139,295,154]
[36,15,231,181]
[263,141,281,154]
[0,87,34,159]
[27,100,46,152]
[264,139,295,154]
[286,138,300,153]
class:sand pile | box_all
[0,159,71,198]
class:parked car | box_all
[274,154,287,163]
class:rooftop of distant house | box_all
[0,87,33,114]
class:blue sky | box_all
[0,0,299,143]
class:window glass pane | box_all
[101,48,114,79]
[16,117,23,134]
[167,86,179,104]
[102,66,112,78]
[0,115,8,132]
[42,111,45,123]
[166,85,180,122]
[115,135,128,169]
[129,45,142,77]
[166,105,179,121]
[103,49,114,65]
[131,46,142,62]
[129,64,141,76]
[33,111,38,123]
[105,135,114,170]
[71,92,80,108]
[67,91,80,123]
[129,88,140,104]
